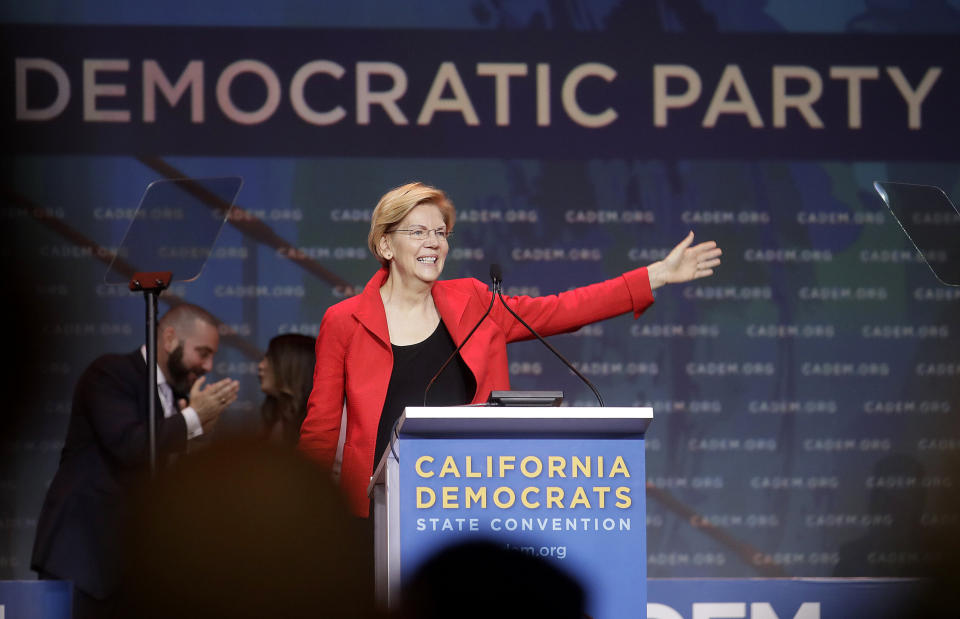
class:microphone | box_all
[490,263,503,292]
[492,265,605,407]
[422,267,498,406]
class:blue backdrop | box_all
[2,0,960,582]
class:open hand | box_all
[647,231,722,289]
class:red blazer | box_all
[299,267,655,516]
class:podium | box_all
[369,406,652,618]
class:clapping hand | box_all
[180,376,239,431]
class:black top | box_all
[374,321,476,469]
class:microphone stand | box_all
[491,265,605,407]
[129,271,172,477]
[422,278,497,406]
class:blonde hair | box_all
[367,182,456,266]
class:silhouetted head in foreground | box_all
[399,540,587,619]
[120,439,377,619]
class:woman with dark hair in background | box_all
[259,334,317,445]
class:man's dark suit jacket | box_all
[31,350,189,599]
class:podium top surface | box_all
[397,406,653,436]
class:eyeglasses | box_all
[388,227,452,242]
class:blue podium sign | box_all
[371,406,652,619]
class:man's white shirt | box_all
[140,346,204,439]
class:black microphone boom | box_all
[493,266,605,407]
[422,268,498,406]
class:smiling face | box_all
[161,317,219,396]
[379,203,449,286]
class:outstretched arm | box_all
[646,231,722,290]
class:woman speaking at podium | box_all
[299,182,721,517]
